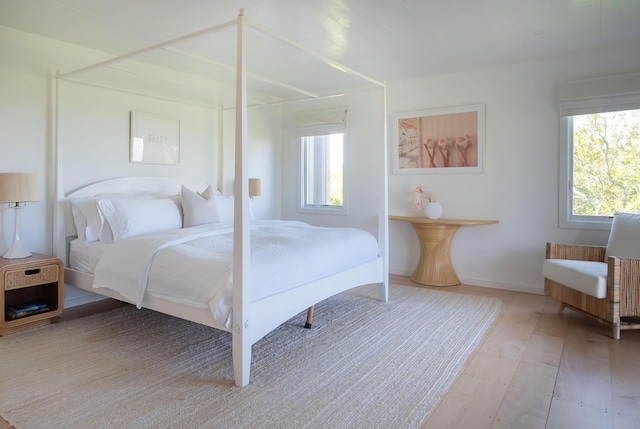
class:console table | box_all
[389,216,498,286]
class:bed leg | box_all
[232,330,251,387]
[304,306,315,329]
[379,280,389,303]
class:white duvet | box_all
[92,220,379,328]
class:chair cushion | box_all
[605,212,640,259]
[542,259,608,298]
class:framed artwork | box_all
[392,104,485,174]
[130,111,180,165]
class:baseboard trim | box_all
[389,267,543,295]
[458,277,543,295]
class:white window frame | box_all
[297,126,348,215]
[559,93,640,230]
[559,116,611,230]
[295,108,348,216]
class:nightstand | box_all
[0,253,64,336]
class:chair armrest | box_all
[608,256,640,288]
[546,242,606,261]
[607,256,640,320]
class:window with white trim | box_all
[559,81,640,229]
[296,108,347,215]
[302,133,344,208]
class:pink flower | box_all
[413,184,433,210]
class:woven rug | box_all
[0,284,500,429]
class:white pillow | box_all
[70,199,89,242]
[217,196,254,222]
[70,192,167,242]
[605,212,640,259]
[70,196,109,242]
[181,185,220,227]
[97,197,182,242]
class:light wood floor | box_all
[2,276,639,429]
[392,275,640,429]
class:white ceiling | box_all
[2,0,640,98]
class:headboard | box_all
[59,176,210,264]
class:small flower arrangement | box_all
[413,184,434,210]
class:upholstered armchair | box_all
[543,212,640,339]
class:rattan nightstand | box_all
[0,253,64,336]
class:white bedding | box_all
[69,239,110,273]
[91,220,379,329]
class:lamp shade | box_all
[0,172,39,203]
[248,178,262,198]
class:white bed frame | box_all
[53,9,389,387]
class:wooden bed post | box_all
[232,8,252,388]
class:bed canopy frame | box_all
[53,8,389,387]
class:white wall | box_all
[221,106,282,220]
[0,26,63,257]
[58,81,218,193]
[387,41,640,294]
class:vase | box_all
[423,202,443,219]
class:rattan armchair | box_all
[544,242,640,339]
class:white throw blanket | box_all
[92,221,379,328]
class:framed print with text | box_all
[130,111,180,165]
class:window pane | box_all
[572,109,640,217]
[302,133,343,208]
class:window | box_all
[302,133,344,209]
[559,89,640,229]
[296,108,347,214]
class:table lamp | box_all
[249,178,261,200]
[0,172,39,259]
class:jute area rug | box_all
[0,284,500,429]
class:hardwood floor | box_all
[391,275,640,429]
[1,276,639,429]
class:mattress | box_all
[69,239,109,273]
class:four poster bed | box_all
[53,9,388,387]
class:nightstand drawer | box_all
[4,265,60,290]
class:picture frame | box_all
[392,104,485,174]
[129,111,180,165]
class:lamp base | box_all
[3,241,32,259]
[2,205,32,259]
